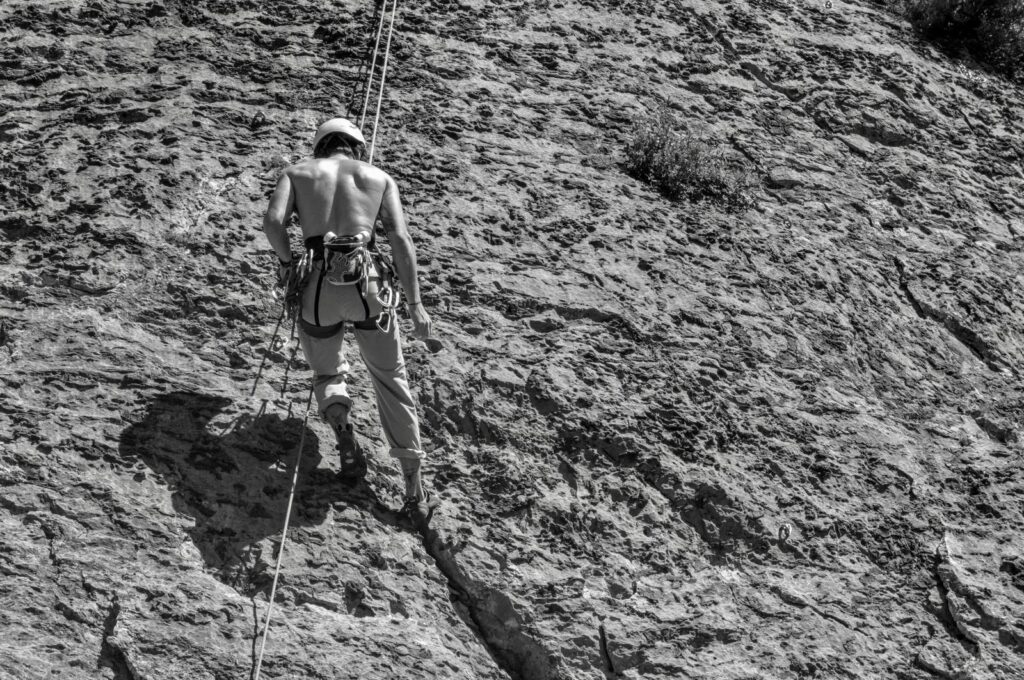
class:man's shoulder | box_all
[355,161,389,179]
[352,162,395,190]
[284,158,319,175]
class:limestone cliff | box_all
[2,1,1023,679]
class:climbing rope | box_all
[358,0,389,130]
[249,302,286,397]
[366,0,398,164]
[252,384,315,680]
[278,313,300,398]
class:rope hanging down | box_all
[366,0,398,164]
[252,385,314,680]
[252,3,401,677]
[358,0,388,131]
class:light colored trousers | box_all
[297,259,423,461]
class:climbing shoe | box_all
[398,490,440,528]
[336,424,367,482]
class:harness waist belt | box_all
[299,317,382,338]
[305,234,372,261]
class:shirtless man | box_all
[262,118,435,523]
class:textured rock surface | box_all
[2,0,1023,678]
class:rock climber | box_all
[262,117,437,524]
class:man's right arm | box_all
[379,175,431,339]
[263,172,295,264]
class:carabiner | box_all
[375,309,393,334]
[376,284,397,309]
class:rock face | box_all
[2,0,1023,679]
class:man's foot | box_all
[398,490,440,528]
[325,404,366,482]
[336,423,367,482]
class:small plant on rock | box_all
[623,110,754,209]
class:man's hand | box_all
[408,302,431,339]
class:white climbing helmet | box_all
[312,118,366,153]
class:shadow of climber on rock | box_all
[119,391,348,596]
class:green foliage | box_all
[903,0,1024,81]
[623,111,753,210]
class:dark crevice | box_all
[894,258,1007,374]
[598,623,617,675]
[697,15,738,58]
[35,520,64,577]
[739,61,805,103]
[894,257,928,320]
[931,547,979,654]
[413,522,556,680]
[935,314,1004,373]
[97,596,136,680]
[970,411,1018,445]
[248,599,259,680]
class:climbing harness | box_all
[252,383,314,680]
[290,231,401,335]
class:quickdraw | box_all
[372,249,400,332]
[283,250,312,323]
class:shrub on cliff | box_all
[903,0,1024,81]
[624,111,753,209]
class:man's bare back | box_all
[286,157,388,240]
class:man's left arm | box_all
[263,172,295,264]
[378,175,431,339]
